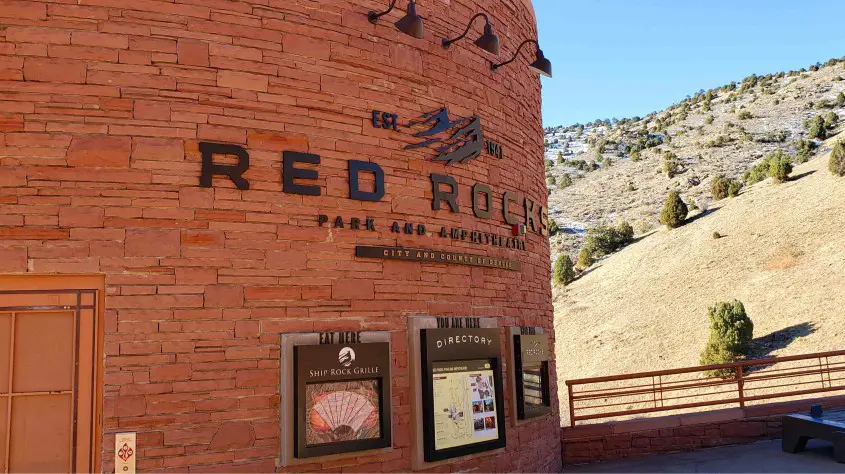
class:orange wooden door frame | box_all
[0,275,104,472]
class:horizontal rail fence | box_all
[566,350,845,427]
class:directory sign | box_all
[421,328,506,461]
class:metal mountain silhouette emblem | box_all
[405,107,484,166]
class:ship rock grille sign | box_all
[293,342,392,458]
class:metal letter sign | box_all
[199,142,250,190]
[356,245,521,271]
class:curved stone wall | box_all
[0,0,558,471]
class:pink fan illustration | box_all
[307,382,381,445]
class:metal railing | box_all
[565,349,845,427]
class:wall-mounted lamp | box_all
[368,0,425,39]
[491,39,552,78]
[441,13,500,56]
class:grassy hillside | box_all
[544,57,845,260]
[553,144,845,421]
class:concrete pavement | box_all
[565,439,845,473]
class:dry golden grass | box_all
[764,247,804,271]
[547,64,845,260]
[554,145,845,425]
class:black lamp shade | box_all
[474,23,500,56]
[395,0,424,39]
[530,49,552,78]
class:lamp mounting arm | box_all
[442,13,490,48]
[491,39,539,71]
[368,0,398,23]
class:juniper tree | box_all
[659,191,688,229]
[830,141,845,177]
[700,300,754,373]
[553,254,575,286]
[768,149,793,183]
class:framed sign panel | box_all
[420,328,506,462]
[513,334,552,419]
[293,342,392,458]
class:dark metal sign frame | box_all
[513,334,552,420]
[293,342,392,458]
[420,328,506,462]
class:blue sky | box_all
[535,0,845,127]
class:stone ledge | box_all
[679,407,744,425]
[612,415,680,434]
[560,423,613,440]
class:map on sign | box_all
[431,360,498,450]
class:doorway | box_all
[0,276,104,472]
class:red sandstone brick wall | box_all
[0,0,559,472]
